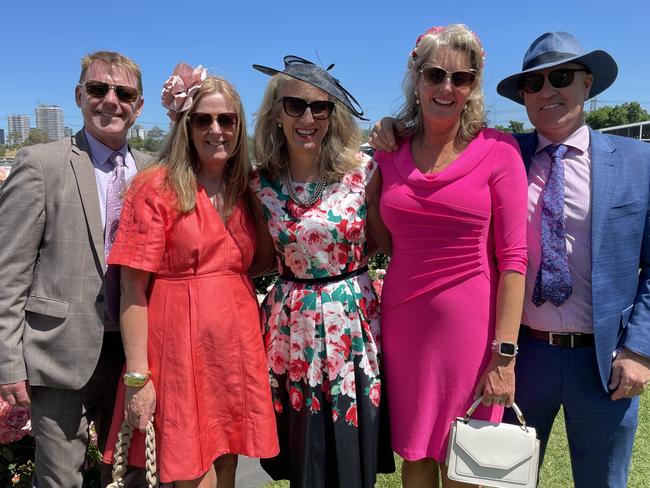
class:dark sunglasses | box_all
[79,80,140,103]
[281,96,335,120]
[188,112,238,131]
[419,65,477,88]
[519,68,588,94]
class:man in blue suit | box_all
[496,32,650,487]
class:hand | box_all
[368,118,401,152]
[0,380,31,406]
[124,381,156,432]
[609,348,650,400]
[474,356,516,407]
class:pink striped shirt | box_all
[522,124,593,333]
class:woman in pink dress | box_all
[369,25,528,487]
[102,64,278,487]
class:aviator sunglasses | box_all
[188,112,238,131]
[519,68,588,94]
[419,65,477,88]
[79,80,140,103]
[281,96,335,120]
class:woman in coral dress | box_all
[370,25,528,487]
[102,65,277,487]
[249,55,394,488]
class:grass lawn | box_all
[264,391,648,487]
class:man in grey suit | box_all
[0,51,150,487]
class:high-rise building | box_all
[7,115,30,144]
[64,127,73,137]
[35,105,65,141]
[0,128,5,145]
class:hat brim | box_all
[496,50,618,105]
[252,63,369,121]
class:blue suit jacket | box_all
[515,128,650,392]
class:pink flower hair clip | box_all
[161,62,208,121]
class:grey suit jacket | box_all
[0,130,151,389]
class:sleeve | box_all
[490,134,528,275]
[107,173,169,273]
[0,148,46,383]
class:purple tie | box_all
[104,151,125,323]
[532,144,572,307]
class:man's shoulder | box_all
[593,131,650,154]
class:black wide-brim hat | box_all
[497,31,618,105]
[253,55,368,121]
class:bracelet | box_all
[123,371,151,388]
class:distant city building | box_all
[7,114,30,144]
[35,105,65,141]
[64,127,73,137]
[128,124,146,139]
[0,128,5,145]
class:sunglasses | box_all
[519,68,588,94]
[188,112,238,131]
[281,96,335,120]
[419,65,477,88]
[80,80,140,103]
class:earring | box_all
[415,92,420,105]
[277,122,283,128]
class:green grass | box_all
[263,392,649,487]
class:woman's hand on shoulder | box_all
[124,381,156,433]
[368,118,402,152]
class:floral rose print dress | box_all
[251,159,394,488]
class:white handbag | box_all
[446,397,540,488]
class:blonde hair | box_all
[154,76,250,216]
[397,24,486,146]
[79,51,143,94]
[254,74,361,182]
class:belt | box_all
[522,325,595,348]
[280,265,369,284]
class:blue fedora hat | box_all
[497,31,618,105]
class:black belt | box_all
[522,325,595,348]
[280,265,369,284]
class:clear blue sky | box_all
[3,0,649,136]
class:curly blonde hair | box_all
[153,76,250,216]
[254,74,361,182]
[397,24,486,146]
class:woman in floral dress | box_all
[249,55,394,488]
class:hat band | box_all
[523,51,581,71]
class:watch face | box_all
[500,343,517,356]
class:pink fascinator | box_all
[161,63,207,121]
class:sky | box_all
[2,0,649,137]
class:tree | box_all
[142,126,166,153]
[494,120,526,134]
[586,102,650,130]
[0,144,6,157]
[23,129,50,146]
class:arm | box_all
[475,135,528,407]
[120,266,155,432]
[365,170,392,256]
[0,148,47,405]
[248,190,277,277]
[476,271,525,407]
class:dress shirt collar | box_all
[535,124,590,157]
[84,129,130,168]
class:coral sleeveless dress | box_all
[102,169,278,482]
[375,129,528,462]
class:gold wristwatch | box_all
[122,371,151,387]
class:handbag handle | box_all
[463,396,528,430]
[106,420,157,488]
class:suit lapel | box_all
[589,129,618,258]
[514,131,538,172]
[70,130,106,270]
[130,148,149,171]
